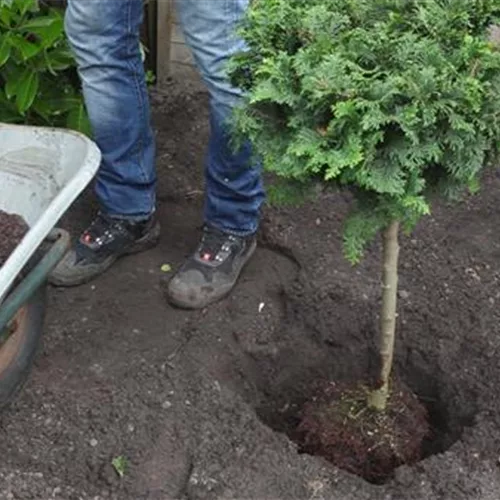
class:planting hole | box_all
[255,360,476,484]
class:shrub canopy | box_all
[230,0,500,261]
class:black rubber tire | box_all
[0,283,46,410]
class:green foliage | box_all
[145,69,156,86]
[0,0,91,135]
[111,455,129,478]
[265,177,316,206]
[229,0,500,262]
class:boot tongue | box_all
[197,228,228,262]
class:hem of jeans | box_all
[205,220,258,238]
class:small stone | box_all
[162,400,172,409]
[89,364,103,376]
[399,290,410,300]
[90,438,98,447]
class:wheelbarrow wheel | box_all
[0,283,46,409]
[0,229,69,410]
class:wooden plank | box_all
[171,21,185,44]
[156,0,174,83]
[170,42,194,65]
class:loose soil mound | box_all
[296,380,429,483]
[0,211,28,267]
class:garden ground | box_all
[0,79,500,499]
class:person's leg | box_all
[50,0,159,287]
[165,0,265,309]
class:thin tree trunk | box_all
[367,220,400,412]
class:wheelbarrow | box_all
[0,124,101,408]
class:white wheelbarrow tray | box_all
[0,123,101,302]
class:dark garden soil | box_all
[296,380,430,484]
[0,78,500,499]
[0,212,28,267]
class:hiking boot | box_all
[164,226,256,309]
[49,213,160,287]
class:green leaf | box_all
[0,33,11,67]
[8,33,41,60]
[15,68,39,113]
[44,46,75,71]
[0,88,21,122]
[112,456,128,478]
[343,206,389,264]
[0,8,11,27]
[14,0,37,17]
[66,102,92,136]
[33,95,79,117]
[4,64,24,99]
[20,15,64,48]
[19,15,60,30]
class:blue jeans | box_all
[65,0,264,236]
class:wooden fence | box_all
[142,0,196,84]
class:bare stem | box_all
[367,220,400,412]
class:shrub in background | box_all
[0,0,90,134]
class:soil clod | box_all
[295,380,430,483]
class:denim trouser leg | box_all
[65,0,156,220]
[176,0,265,236]
[65,0,264,233]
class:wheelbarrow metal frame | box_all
[0,229,70,345]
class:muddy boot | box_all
[164,226,256,309]
[49,213,160,287]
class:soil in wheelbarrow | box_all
[0,211,28,267]
[0,79,499,500]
